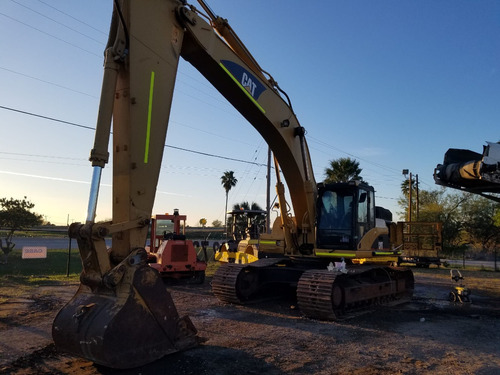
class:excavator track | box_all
[211,263,247,304]
[213,261,414,320]
[296,269,341,320]
[212,258,284,304]
[297,266,414,320]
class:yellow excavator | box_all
[52,0,413,369]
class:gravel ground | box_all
[1,268,499,375]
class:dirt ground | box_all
[0,268,499,375]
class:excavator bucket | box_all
[52,244,198,369]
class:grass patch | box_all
[0,274,80,302]
[205,260,221,277]
[0,229,68,238]
[0,247,220,282]
[0,272,80,304]
[0,248,82,277]
[441,261,497,272]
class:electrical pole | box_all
[408,172,412,222]
[416,174,419,221]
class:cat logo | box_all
[241,72,257,97]
[220,60,266,101]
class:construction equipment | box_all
[396,221,442,268]
[213,180,414,320]
[147,210,207,283]
[215,209,266,263]
[449,269,471,303]
[371,207,442,268]
[53,0,414,368]
[435,141,500,202]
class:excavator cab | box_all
[316,181,375,251]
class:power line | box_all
[10,0,104,45]
[308,135,437,189]
[0,11,101,58]
[0,103,434,193]
[0,105,95,130]
[0,151,265,179]
[2,1,448,196]
[0,151,82,161]
[171,119,256,148]
[165,144,267,167]
[36,0,107,36]
[0,3,273,171]
[308,135,401,175]
[0,66,97,99]
[0,105,269,167]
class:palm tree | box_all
[400,176,417,221]
[221,171,238,234]
[400,176,416,197]
[324,157,363,183]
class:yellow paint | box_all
[144,71,155,163]
[315,251,357,258]
[258,240,277,245]
[215,250,259,264]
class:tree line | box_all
[327,156,500,258]
[2,158,499,263]
[399,183,500,258]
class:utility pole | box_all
[408,172,412,222]
[416,174,419,220]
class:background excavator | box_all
[215,208,266,263]
[52,0,413,369]
[147,209,207,283]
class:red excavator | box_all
[147,210,206,283]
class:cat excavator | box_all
[52,0,413,369]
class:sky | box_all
[0,0,499,227]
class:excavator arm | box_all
[53,0,317,368]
